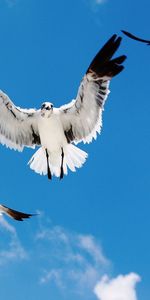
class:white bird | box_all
[0,34,126,180]
[0,204,35,221]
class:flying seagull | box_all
[0,34,126,180]
[122,30,150,45]
[0,204,35,221]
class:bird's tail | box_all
[28,144,88,179]
[65,144,88,175]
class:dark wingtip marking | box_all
[86,34,126,78]
[13,213,36,221]
[87,34,123,73]
[2,204,37,221]
[121,30,150,45]
[111,55,127,64]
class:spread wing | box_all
[122,30,150,45]
[0,90,40,151]
[59,34,126,144]
[0,204,35,221]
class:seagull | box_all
[0,34,126,180]
[122,30,150,45]
[0,204,35,221]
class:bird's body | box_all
[35,110,68,178]
[30,108,87,178]
[0,34,126,179]
[38,109,66,152]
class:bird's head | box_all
[40,102,53,117]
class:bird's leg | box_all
[45,149,52,180]
[60,147,64,180]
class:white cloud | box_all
[40,269,64,289]
[95,0,105,4]
[78,234,109,265]
[0,215,27,265]
[3,0,18,7]
[36,224,110,296]
[0,214,16,234]
[0,214,141,300]
[88,0,106,5]
[94,273,141,300]
[83,0,106,12]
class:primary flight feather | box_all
[122,30,150,45]
[0,34,126,180]
[0,204,35,221]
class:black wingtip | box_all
[1,204,38,222]
[121,30,127,35]
[87,34,123,73]
[121,30,150,45]
[86,34,126,78]
[14,213,37,221]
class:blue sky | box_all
[0,0,150,299]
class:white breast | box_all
[38,112,67,152]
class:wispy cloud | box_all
[0,215,27,265]
[0,214,141,300]
[3,0,18,8]
[40,268,64,289]
[83,0,106,13]
[36,224,110,296]
[95,0,105,4]
[78,235,108,265]
[94,273,141,300]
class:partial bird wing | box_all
[0,90,40,151]
[59,34,126,144]
[122,30,150,45]
[0,204,35,221]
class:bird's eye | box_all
[51,104,53,109]
[41,104,45,109]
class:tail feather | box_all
[65,151,76,172]
[28,144,88,179]
[67,145,87,168]
[28,147,47,176]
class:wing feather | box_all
[59,35,126,144]
[0,204,35,221]
[0,91,40,151]
[122,30,150,45]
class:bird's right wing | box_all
[122,30,150,45]
[0,90,41,151]
[0,204,35,221]
[59,35,126,144]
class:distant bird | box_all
[0,204,35,221]
[0,34,126,180]
[122,30,150,45]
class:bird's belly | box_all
[38,116,66,152]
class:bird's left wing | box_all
[0,90,40,151]
[59,34,126,144]
[0,204,35,221]
[122,30,150,45]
